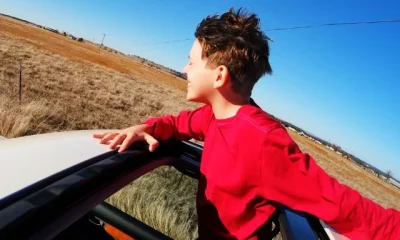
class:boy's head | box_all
[183,7,272,104]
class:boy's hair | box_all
[195,7,272,96]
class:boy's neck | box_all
[209,95,250,119]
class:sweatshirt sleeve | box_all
[143,104,212,142]
[258,127,400,239]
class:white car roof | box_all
[0,130,113,200]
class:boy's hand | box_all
[92,124,159,153]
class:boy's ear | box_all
[213,65,230,89]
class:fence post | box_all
[19,60,22,102]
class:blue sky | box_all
[1,0,399,178]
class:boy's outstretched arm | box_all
[93,104,212,152]
[143,104,211,142]
[258,127,400,240]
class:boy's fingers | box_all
[118,133,140,153]
[116,133,158,153]
[99,132,118,144]
[93,132,107,139]
[143,133,159,152]
[109,133,127,149]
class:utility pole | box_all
[99,34,106,51]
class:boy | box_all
[93,8,400,240]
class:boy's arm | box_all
[143,104,212,142]
[258,127,398,239]
[259,127,347,221]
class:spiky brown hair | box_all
[195,7,272,96]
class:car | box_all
[0,130,349,240]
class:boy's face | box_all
[183,39,218,104]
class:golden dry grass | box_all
[107,166,199,240]
[0,15,187,91]
[1,14,399,240]
[0,94,68,137]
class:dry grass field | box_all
[1,14,399,240]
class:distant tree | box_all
[329,143,341,152]
[77,38,83,42]
[386,170,392,182]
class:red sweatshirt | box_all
[144,102,400,240]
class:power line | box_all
[137,38,192,46]
[264,19,400,31]
[137,19,400,46]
